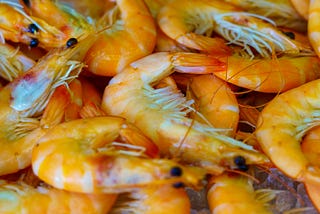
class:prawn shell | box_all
[32,117,205,193]
[214,55,320,93]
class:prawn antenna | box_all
[214,12,285,58]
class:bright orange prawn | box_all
[84,0,157,76]
[214,54,320,93]
[207,173,276,214]
[102,52,268,175]
[0,35,96,175]
[223,0,307,32]
[19,0,93,42]
[0,1,68,48]
[32,116,205,193]
[157,0,312,57]
[0,180,117,214]
[255,79,320,186]
[110,184,191,214]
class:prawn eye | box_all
[66,38,78,48]
[283,31,295,40]
[234,156,249,171]
[28,24,39,34]
[22,0,30,7]
[172,182,185,188]
[170,166,183,177]
[29,38,39,48]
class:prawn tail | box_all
[40,85,71,128]
[172,52,226,74]
[177,33,232,55]
[79,103,106,118]
[118,123,160,158]
[78,77,107,119]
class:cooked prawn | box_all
[0,180,117,214]
[110,184,191,214]
[0,1,68,48]
[157,0,312,57]
[0,42,35,81]
[0,35,96,175]
[32,116,205,193]
[84,0,157,76]
[255,79,320,184]
[102,52,268,174]
[207,173,277,214]
[19,0,93,42]
[214,54,320,93]
[223,0,307,32]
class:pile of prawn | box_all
[1,0,320,213]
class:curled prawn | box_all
[102,52,268,174]
[213,50,320,93]
[0,42,35,81]
[0,180,117,214]
[255,79,320,190]
[157,0,312,57]
[0,35,95,175]
[84,0,157,76]
[32,116,205,193]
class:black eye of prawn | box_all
[66,38,78,48]
[283,31,295,40]
[170,166,183,177]
[29,38,39,48]
[234,156,249,171]
[22,0,30,7]
[28,23,39,34]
